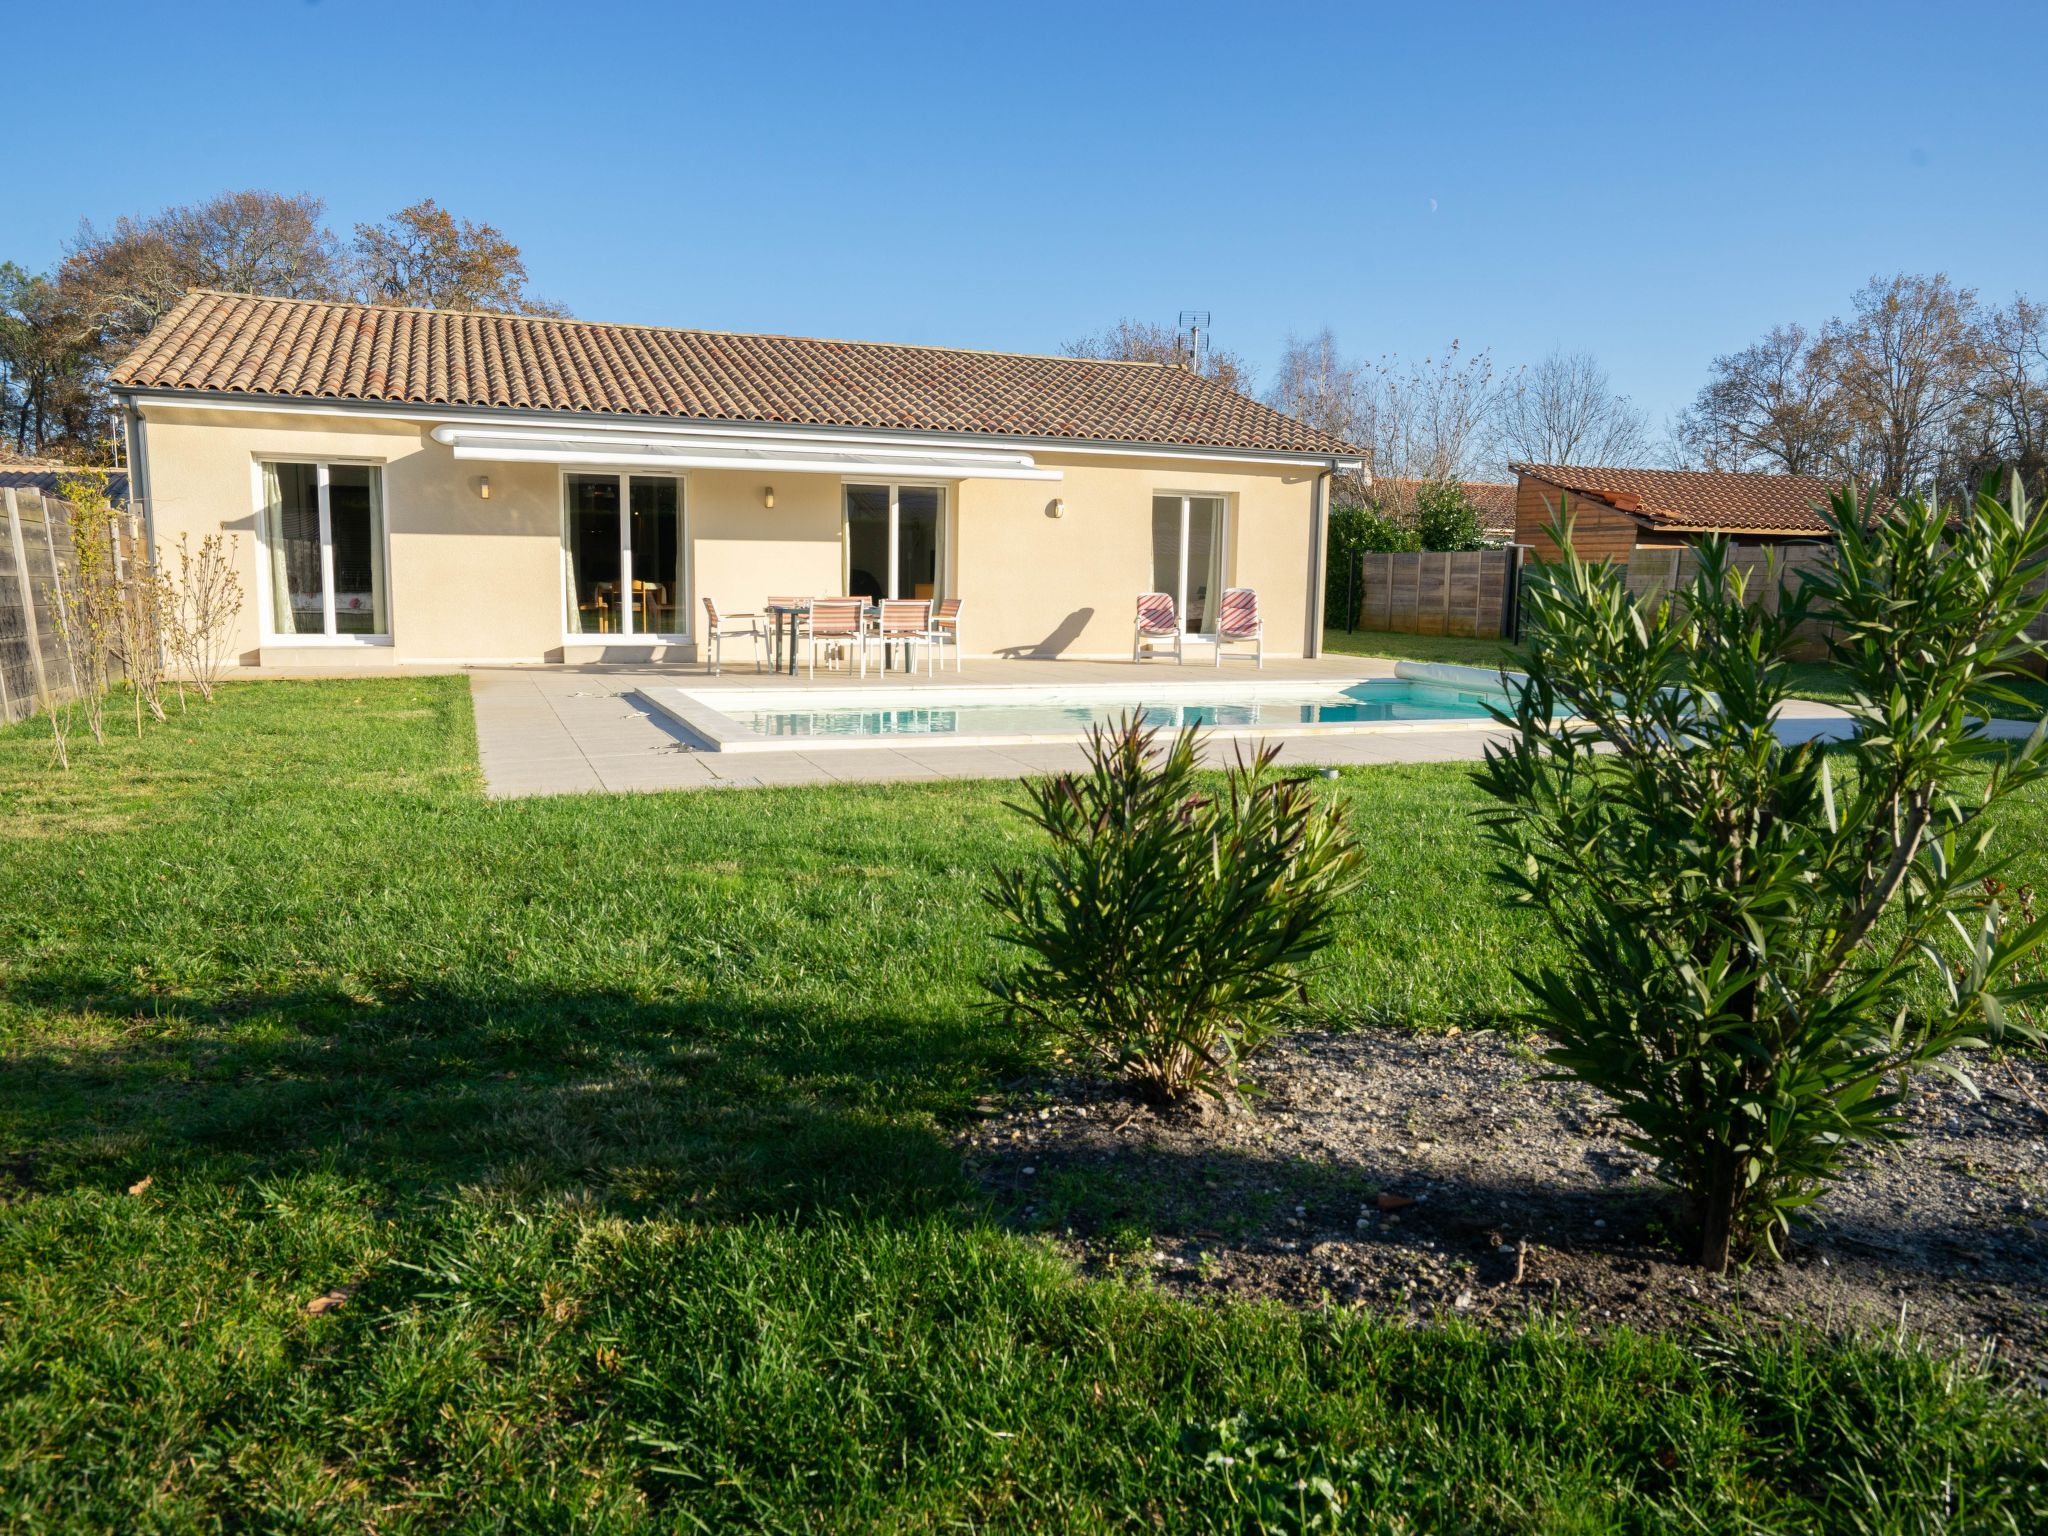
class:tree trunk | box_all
[1697,1147,1739,1273]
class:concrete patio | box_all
[466,653,1531,797]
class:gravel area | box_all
[959,1028,2048,1383]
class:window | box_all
[563,472,684,636]
[1151,493,1226,632]
[262,462,387,638]
[844,483,945,600]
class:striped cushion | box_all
[1218,588,1260,636]
[1136,592,1179,633]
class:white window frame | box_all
[1152,490,1231,635]
[558,467,690,644]
[840,480,949,600]
[250,456,393,646]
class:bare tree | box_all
[352,199,567,316]
[61,190,349,354]
[1495,348,1652,468]
[1814,272,1985,498]
[1954,294,2048,494]
[1367,340,1501,483]
[1675,323,1842,473]
[1265,328,1363,446]
[1062,317,1255,395]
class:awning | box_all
[429,423,1063,480]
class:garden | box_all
[2,486,2047,1531]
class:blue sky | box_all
[12,0,2045,435]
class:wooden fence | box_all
[0,487,139,726]
[1343,541,2048,664]
[1350,548,1518,639]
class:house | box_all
[107,292,1362,668]
[1510,464,1845,560]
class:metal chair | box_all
[1133,591,1184,663]
[804,598,868,677]
[701,597,766,674]
[929,597,964,672]
[1213,587,1263,668]
[871,598,935,676]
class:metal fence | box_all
[0,486,139,726]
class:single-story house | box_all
[1510,463,1846,560]
[107,292,1363,668]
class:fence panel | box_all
[0,488,135,726]
[1350,548,1518,640]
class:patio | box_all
[466,653,1532,797]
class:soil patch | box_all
[959,1028,2048,1383]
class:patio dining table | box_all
[763,600,923,676]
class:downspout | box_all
[1307,464,1333,658]
[121,394,156,559]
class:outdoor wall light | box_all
[1049,497,1066,518]
[764,485,776,509]
[476,475,491,501]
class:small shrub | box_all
[1477,479,2048,1271]
[985,719,1366,1104]
[1325,503,1419,624]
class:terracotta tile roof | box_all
[1511,463,1852,536]
[111,291,1359,457]
[1378,478,1517,539]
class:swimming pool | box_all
[637,663,1521,754]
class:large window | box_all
[1151,493,1226,633]
[262,461,387,638]
[563,472,684,636]
[844,483,944,600]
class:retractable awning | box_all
[429,423,1063,480]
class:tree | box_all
[60,190,349,355]
[1814,272,1985,499]
[1478,482,2048,1272]
[1062,317,1254,395]
[1410,479,1486,551]
[0,264,101,456]
[1266,327,1364,448]
[1954,294,2048,496]
[1495,348,1652,467]
[1675,323,1843,474]
[351,199,566,316]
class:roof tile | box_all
[113,291,1359,456]
[1511,463,1858,536]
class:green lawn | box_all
[3,679,2045,1532]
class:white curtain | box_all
[262,463,294,634]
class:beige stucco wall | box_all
[135,404,1324,666]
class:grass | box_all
[3,679,2046,1531]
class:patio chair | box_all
[1133,591,1184,663]
[929,597,964,672]
[871,598,935,676]
[701,597,766,675]
[804,598,868,678]
[1213,587,1263,668]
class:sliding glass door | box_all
[563,472,684,636]
[262,461,387,638]
[1151,493,1226,633]
[844,483,945,600]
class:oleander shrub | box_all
[985,718,1366,1103]
[1477,478,2048,1271]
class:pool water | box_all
[727,679,1506,740]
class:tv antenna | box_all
[1176,309,1212,371]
